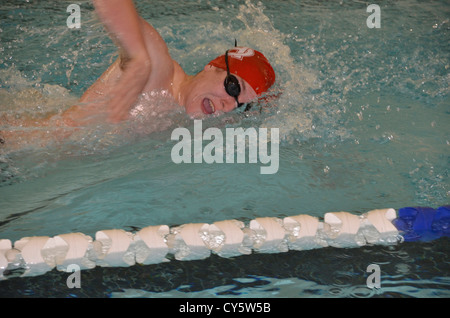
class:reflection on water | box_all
[0,238,448,298]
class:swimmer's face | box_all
[183,65,257,117]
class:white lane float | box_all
[0,206,448,280]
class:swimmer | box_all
[1,0,275,150]
[62,0,276,125]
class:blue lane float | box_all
[393,206,450,242]
[0,206,448,280]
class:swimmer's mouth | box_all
[201,98,215,115]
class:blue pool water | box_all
[0,0,448,297]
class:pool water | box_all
[0,0,448,298]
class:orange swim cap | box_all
[207,47,276,96]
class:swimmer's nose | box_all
[222,96,238,113]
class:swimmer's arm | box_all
[91,0,151,122]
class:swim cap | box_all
[207,47,276,96]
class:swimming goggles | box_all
[224,49,252,111]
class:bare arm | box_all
[63,0,176,125]
[90,0,151,122]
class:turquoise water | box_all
[0,0,448,297]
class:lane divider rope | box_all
[0,206,448,279]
